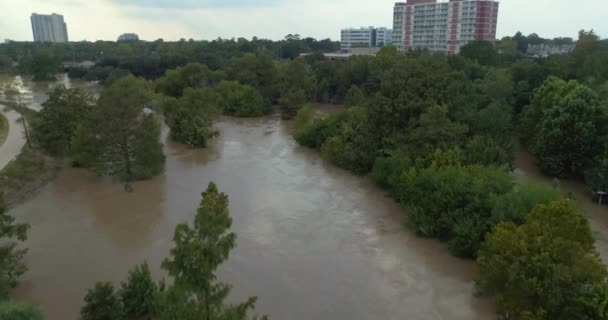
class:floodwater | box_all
[9,115,494,320]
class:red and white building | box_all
[392,0,499,54]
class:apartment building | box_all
[31,13,69,43]
[393,0,499,54]
[341,27,393,52]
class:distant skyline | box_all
[0,0,606,42]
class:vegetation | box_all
[0,301,43,320]
[0,113,7,147]
[74,75,165,183]
[217,80,270,117]
[164,88,220,148]
[79,182,267,320]
[478,200,608,319]
[33,86,94,156]
[0,196,29,299]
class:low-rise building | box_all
[340,27,393,52]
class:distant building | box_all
[392,0,499,54]
[340,27,393,52]
[31,13,69,43]
[117,33,140,42]
[527,43,575,58]
[300,47,380,62]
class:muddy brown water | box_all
[8,115,494,320]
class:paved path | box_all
[0,104,26,171]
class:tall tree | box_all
[164,88,220,148]
[74,75,165,184]
[34,86,94,156]
[80,282,123,320]
[478,200,608,319]
[0,196,29,300]
[158,182,265,320]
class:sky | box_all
[0,0,606,42]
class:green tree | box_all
[459,40,499,66]
[164,88,220,148]
[120,262,157,319]
[0,302,43,320]
[477,200,608,319]
[278,88,306,120]
[74,75,165,184]
[0,196,29,299]
[33,86,94,156]
[158,182,265,320]
[522,77,608,177]
[20,48,59,81]
[80,282,123,320]
[400,165,514,257]
[155,63,226,98]
[277,59,316,103]
[489,182,563,226]
[217,80,270,117]
[226,53,278,100]
[343,85,365,108]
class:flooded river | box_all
[8,114,493,319]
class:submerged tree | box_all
[158,182,266,320]
[0,196,29,300]
[74,75,165,184]
[164,88,220,148]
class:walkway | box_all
[0,104,26,171]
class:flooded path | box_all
[0,105,26,170]
[9,116,493,320]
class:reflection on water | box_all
[10,116,494,320]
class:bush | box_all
[80,282,123,320]
[120,262,157,319]
[370,148,413,192]
[217,80,270,117]
[399,165,514,257]
[293,107,348,149]
[477,200,608,319]
[0,302,43,320]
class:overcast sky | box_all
[0,0,605,42]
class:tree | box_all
[155,63,226,98]
[586,157,608,197]
[278,88,306,120]
[20,48,59,81]
[0,196,29,299]
[522,77,608,178]
[80,282,123,320]
[120,262,157,319]
[226,53,278,101]
[459,40,499,66]
[477,200,608,319]
[74,75,165,184]
[400,165,514,257]
[277,58,316,110]
[343,85,365,108]
[164,88,220,148]
[0,302,43,320]
[33,86,94,156]
[217,81,270,117]
[158,182,265,320]
[489,182,563,226]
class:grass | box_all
[0,112,7,147]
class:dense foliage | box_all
[79,182,266,320]
[164,88,220,148]
[0,301,43,320]
[0,197,29,300]
[33,86,94,156]
[478,200,608,319]
[217,80,270,117]
[74,75,165,183]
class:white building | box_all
[340,27,394,52]
[393,0,499,54]
[118,33,140,42]
[31,13,69,43]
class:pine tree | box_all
[158,182,266,320]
